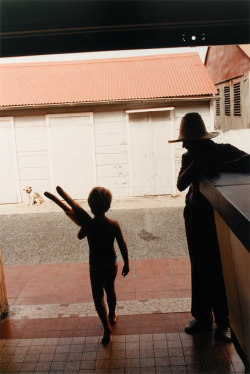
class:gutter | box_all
[0,95,216,111]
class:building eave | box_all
[0,95,215,112]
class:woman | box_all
[169,112,249,342]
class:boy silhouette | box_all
[45,186,129,345]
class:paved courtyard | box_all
[0,195,245,373]
[0,195,188,266]
[1,258,245,374]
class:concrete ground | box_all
[0,195,188,266]
[0,194,186,215]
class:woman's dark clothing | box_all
[179,141,247,326]
[184,199,228,325]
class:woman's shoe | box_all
[215,326,231,343]
[185,319,213,333]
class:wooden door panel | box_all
[48,115,94,199]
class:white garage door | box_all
[47,114,95,199]
[129,110,174,196]
[0,118,19,204]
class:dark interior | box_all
[0,0,249,57]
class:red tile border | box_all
[168,257,191,274]
[172,274,191,290]
[136,290,177,300]
[0,312,192,339]
[4,257,191,305]
[135,258,170,277]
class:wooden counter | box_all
[199,172,250,370]
[0,248,8,320]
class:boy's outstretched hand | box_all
[122,263,129,277]
[44,186,91,236]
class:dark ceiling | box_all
[0,0,249,57]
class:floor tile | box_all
[0,257,245,373]
[167,257,191,274]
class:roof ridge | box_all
[0,52,199,68]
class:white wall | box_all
[215,129,250,154]
[0,102,214,203]
[0,118,20,203]
[14,116,51,202]
[94,111,130,197]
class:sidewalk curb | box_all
[0,194,186,215]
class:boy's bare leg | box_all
[90,272,112,344]
[104,279,117,324]
[93,298,112,343]
[94,299,112,344]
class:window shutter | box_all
[224,86,230,116]
[233,83,241,116]
[216,89,220,116]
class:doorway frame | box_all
[126,107,176,197]
[45,112,96,196]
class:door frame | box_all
[46,112,96,194]
[0,116,21,203]
[126,107,176,196]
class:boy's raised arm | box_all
[44,186,91,226]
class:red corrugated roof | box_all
[0,53,217,108]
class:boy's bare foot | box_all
[102,329,111,345]
[109,313,117,325]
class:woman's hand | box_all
[177,158,209,191]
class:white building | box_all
[0,53,216,204]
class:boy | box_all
[45,186,129,344]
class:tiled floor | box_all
[0,258,246,373]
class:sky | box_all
[0,46,208,64]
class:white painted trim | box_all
[126,107,175,114]
[210,99,215,131]
[89,112,97,186]
[126,112,133,196]
[45,112,93,119]
[149,113,155,194]
[169,110,177,195]
[10,117,22,203]
[0,117,22,203]
[45,115,55,192]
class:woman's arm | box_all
[177,158,209,191]
[218,154,250,173]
